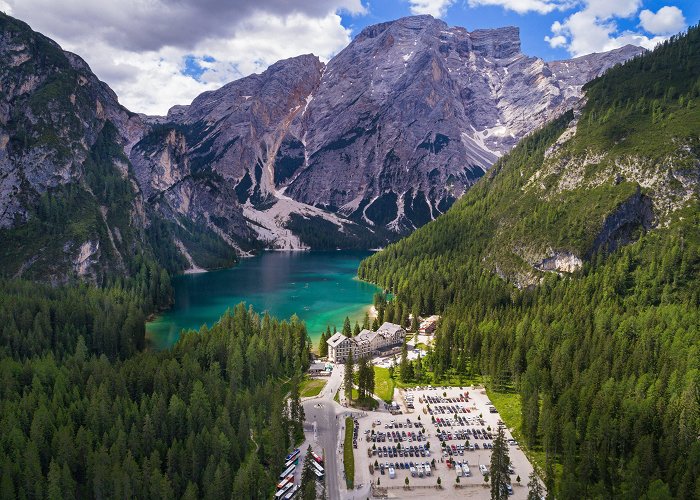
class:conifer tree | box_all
[490,426,511,500]
[301,446,316,500]
[527,471,544,500]
[344,351,354,401]
[400,341,409,383]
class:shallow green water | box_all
[146,251,380,350]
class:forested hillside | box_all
[0,13,247,283]
[359,25,700,498]
[0,290,311,499]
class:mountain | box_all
[284,17,642,232]
[143,15,642,245]
[0,13,152,283]
[0,13,248,282]
[359,25,699,497]
[0,13,642,281]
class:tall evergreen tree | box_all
[301,446,316,500]
[527,471,544,500]
[342,317,352,337]
[399,341,409,383]
[490,426,511,500]
[344,351,355,401]
[357,356,368,400]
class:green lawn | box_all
[373,367,396,402]
[344,417,355,489]
[300,376,327,398]
[487,388,553,479]
[350,389,379,410]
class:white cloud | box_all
[467,0,573,15]
[3,0,362,115]
[583,0,640,19]
[544,34,567,47]
[408,0,455,17]
[544,1,682,56]
[639,6,686,35]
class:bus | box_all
[285,449,300,462]
[277,474,293,490]
[283,484,299,500]
[284,457,299,469]
[274,482,293,499]
[312,468,324,480]
[311,451,323,464]
[279,464,296,480]
[312,461,324,474]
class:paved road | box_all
[302,366,344,500]
[302,365,376,499]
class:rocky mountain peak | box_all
[354,14,444,41]
[1,12,647,277]
[469,26,521,59]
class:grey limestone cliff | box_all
[1,12,645,279]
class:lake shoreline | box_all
[146,250,381,350]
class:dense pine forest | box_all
[360,25,700,498]
[0,274,311,499]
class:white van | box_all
[455,464,462,476]
[410,466,416,477]
[425,464,432,476]
[480,464,489,475]
[462,464,471,477]
[389,467,396,479]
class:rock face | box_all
[0,13,247,281]
[139,15,643,238]
[0,12,645,280]
[284,18,642,230]
[0,13,154,282]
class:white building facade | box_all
[326,322,406,363]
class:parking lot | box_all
[352,385,534,499]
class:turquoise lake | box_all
[146,250,381,350]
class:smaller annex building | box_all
[418,315,440,335]
[327,322,406,363]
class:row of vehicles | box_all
[373,443,430,458]
[438,427,493,441]
[380,461,432,478]
[276,456,298,500]
[370,430,425,443]
[452,460,471,477]
[428,403,470,415]
[276,448,326,499]
[421,393,469,404]
[432,415,482,427]
[444,442,491,456]
[382,418,422,429]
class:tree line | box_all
[0,297,311,499]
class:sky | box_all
[0,0,696,115]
